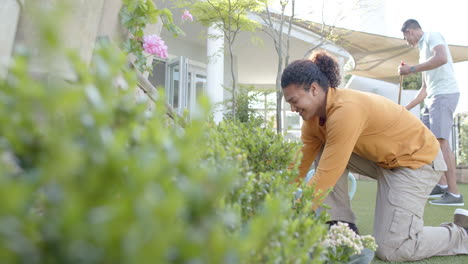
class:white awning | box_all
[296,21,468,83]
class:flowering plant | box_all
[120,0,183,73]
[323,222,377,263]
[181,9,193,22]
[142,34,168,59]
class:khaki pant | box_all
[319,151,468,261]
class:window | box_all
[187,66,207,113]
[165,57,188,111]
[148,60,166,89]
[285,112,301,130]
[149,56,206,116]
[248,91,303,140]
[282,96,302,140]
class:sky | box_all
[280,0,468,113]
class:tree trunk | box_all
[229,41,237,118]
[276,55,283,133]
[275,4,286,134]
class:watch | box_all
[410,66,416,73]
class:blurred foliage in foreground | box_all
[0,3,330,263]
[0,45,328,262]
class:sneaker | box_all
[429,192,464,206]
[454,208,468,229]
[429,185,448,199]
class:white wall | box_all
[0,0,21,78]
[232,28,349,86]
[161,35,207,64]
[13,0,106,79]
[345,75,420,117]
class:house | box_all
[154,1,350,138]
[1,0,351,138]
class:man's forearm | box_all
[406,86,427,110]
[406,97,424,110]
[399,45,448,75]
[412,57,447,72]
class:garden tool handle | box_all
[398,61,405,105]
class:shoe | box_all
[454,208,468,229]
[429,185,448,198]
[429,192,464,206]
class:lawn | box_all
[352,180,468,263]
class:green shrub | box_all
[207,120,330,262]
[457,114,468,166]
[3,43,335,263]
[0,2,334,263]
[0,45,329,263]
[214,121,299,219]
[223,85,267,125]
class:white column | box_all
[206,25,224,123]
[0,0,22,78]
[14,0,105,80]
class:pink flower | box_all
[142,34,168,59]
[181,10,193,21]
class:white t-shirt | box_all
[418,32,459,98]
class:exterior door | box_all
[187,65,207,114]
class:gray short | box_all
[421,93,459,140]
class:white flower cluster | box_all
[323,222,377,255]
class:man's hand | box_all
[398,63,412,75]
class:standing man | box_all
[398,19,462,206]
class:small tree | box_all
[301,0,370,59]
[258,0,295,133]
[188,0,265,118]
[120,0,183,74]
[259,0,369,134]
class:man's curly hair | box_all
[281,50,341,91]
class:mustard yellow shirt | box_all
[299,88,439,192]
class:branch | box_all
[303,40,326,58]
[260,10,281,53]
[135,71,179,122]
[263,4,275,28]
[205,0,227,32]
[228,0,232,45]
[232,7,243,42]
[129,60,183,125]
[284,0,294,66]
[259,5,280,43]
[275,2,289,59]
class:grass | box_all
[352,180,468,263]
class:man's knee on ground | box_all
[375,240,418,262]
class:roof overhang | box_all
[295,21,468,83]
